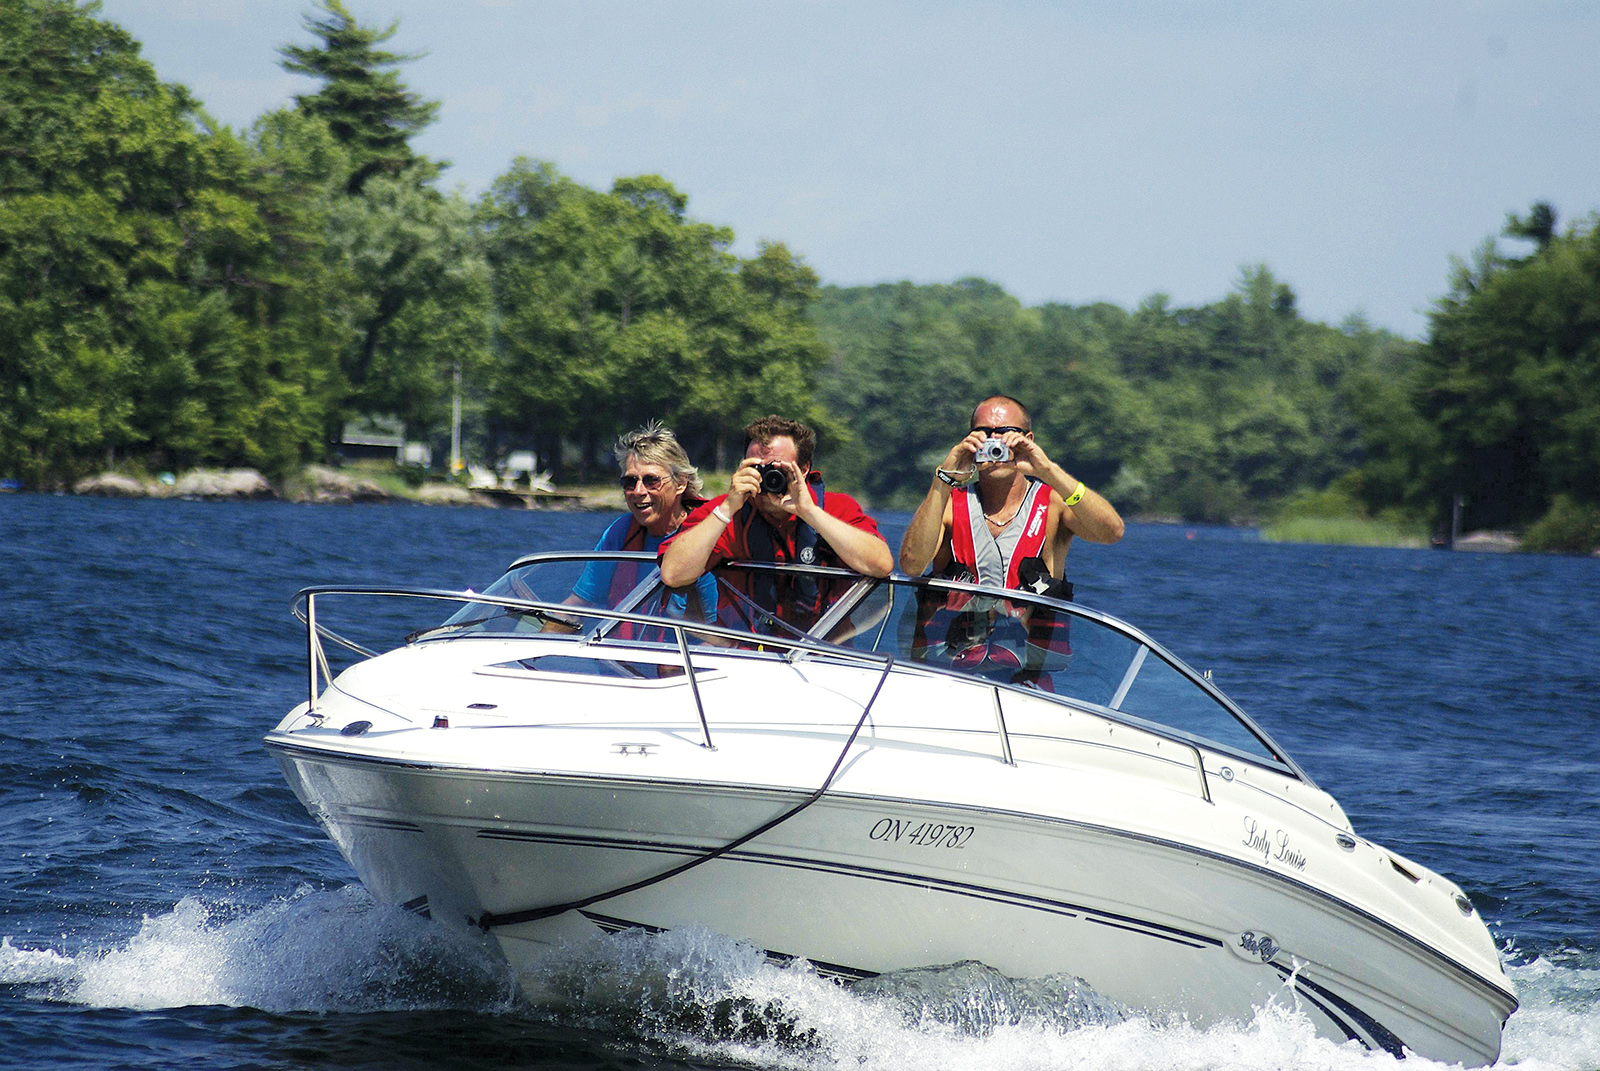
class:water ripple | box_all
[3,498,1598,1069]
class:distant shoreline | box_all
[22,471,1572,557]
[57,466,628,512]
[22,467,1589,559]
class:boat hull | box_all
[270,742,1514,1065]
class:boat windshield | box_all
[824,572,1285,765]
[426,554,1290,770]
[431,554,660,639]
[430,554,867,646]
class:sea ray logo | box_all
[1236,930,1279,963]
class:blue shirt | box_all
[571,515,717,621]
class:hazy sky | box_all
[99,1,1598,339]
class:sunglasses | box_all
[972,425,1028,437]
[619,473,667,491]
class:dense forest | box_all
[813,273,1401,519]
[2,0,1597,550]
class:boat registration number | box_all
[868,817,975,849]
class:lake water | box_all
[1,495,1596,1070]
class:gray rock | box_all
[73,473,150,497]
[1454,530,1522,553]
[173,468,274,499]
[299,465,389,504]
[413,483,476,506]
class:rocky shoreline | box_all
[38,471,1586,555]
[68,466,625,510]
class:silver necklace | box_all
[983,496,1022,528]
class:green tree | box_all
[813,281,1012,503]
[812,266,1421,519]
[1411,207,1600,531]
[278,2,484,457]
[480,163,826,480]
[0,2,387,484]
[322,176,487,435]
[683,239,828,469]
[1017,302,1152,493]
[279,0,440,194]
[1504,201,1557,254]
[0,1,163,481]
[0,0,327,482]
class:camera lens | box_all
[976,439,1011,463]
[758,463,790,494]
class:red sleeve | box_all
[658,494,739,561]
[823,492,882,538]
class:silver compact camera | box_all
[975,438,1011,464]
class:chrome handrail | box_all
[707,559,1299,770]
[294,585,898,752]
[306,591,319,718]
[1183,740,1213,804]
[294,590,1210,790]
[292,550,1307,798]
[992,687,1015,766]
[674,622,714,750]
[499,554,1260,739]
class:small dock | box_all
[477,488,591,510]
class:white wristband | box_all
[711,503,733,525]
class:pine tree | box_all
[279,0,440,194]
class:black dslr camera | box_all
[756,463,790,495]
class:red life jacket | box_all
[607,520,650,605]
[949,477,1053,590]
[912,478,1072,680]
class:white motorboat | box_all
[265,552,1516,1064]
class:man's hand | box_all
[661,467,759,588]
[943,431,986,479]
[1001,430,1051,477]
[725,457,764,513]
[770,459,810,519]
[998,432,1124,546]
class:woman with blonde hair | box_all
[565,422,715,617]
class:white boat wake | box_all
[0,888,1593,1070]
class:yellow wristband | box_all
[1064,482,1086,507]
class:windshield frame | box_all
[485,552,1309,782]
[702,560,1305,780]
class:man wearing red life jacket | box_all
[898,396,1124,682]
[660,415,894,631]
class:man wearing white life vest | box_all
[899,395,1124,595]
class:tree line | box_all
[0,0,823,488]
[811,210,1600,548]
[2,0,1596,548]
[813,271,1403,521]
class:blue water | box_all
[2,496,1596,1070]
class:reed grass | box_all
[1260,516,1426,548]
